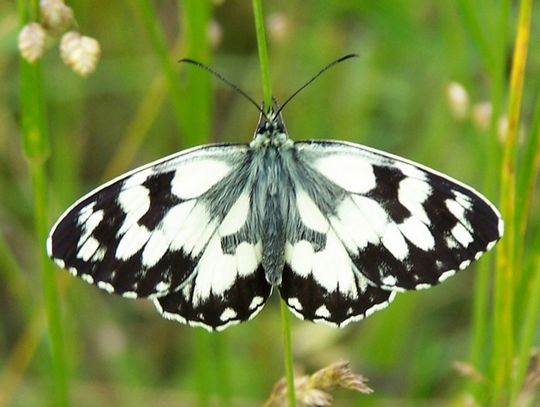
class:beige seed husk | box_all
[18,22,47,63]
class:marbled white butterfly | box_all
[47,57,503,331]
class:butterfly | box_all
[47,57,503,331]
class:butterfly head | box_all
[251,100,291,148]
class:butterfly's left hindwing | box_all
[279,140,502,326]
[47,144,271,331]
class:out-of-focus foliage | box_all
[2,1,540,406]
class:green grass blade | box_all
[252,0,272,110]
[492,0,532,403]
[17,1,69,405]
[132,0,185,134]
[19,61,70,407]
[280,300,297,407]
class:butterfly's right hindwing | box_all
[47,144,271,330]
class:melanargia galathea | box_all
[47,101,503,332]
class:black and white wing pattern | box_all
[47,144,271,331]
[279,140,503,327]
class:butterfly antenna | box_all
[179,58,266,117]
[275,53,359,117]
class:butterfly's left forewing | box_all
[279,140,502,327]
[48,144,271,331]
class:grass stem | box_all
[17,1,69,405]
[493,0,532,402]
[280,300,297,407]
[252,0,272,110]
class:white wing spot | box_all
[395,162,428,180]
[193,235,237,303]
[459,260,471,270]
[438,269,456,282]
[315,305,331,319]
[77,209,104,248]
[117,186,150,235]
[287,297,303,311]
[415,283,431,290]
[76,202,96,225]
[122,291,137,299]
[235,242,259,277]
[97,281,115,293]
[170,203,216,256]
[312,230,356,295]
[123,168,152,189]
[314,154,376,193]
[81,274,94,284]
[290,241,314,278]
[142,200,198,267]
[451,223,474,247]
[220,308,237,321]
[155,281,170,292]
[296,190,329,233]
[116,224,151,260]
[446,199,473,231]
[398,177,432,225]
[350,196,389,242]
[219,193,250,236]
[398,217,435,251]
[54,259,65,269]
[498,218,504,237]
[445,235,460,249]
[381,275,397,286]
[382,223,409,260]
[330,198,373,252]
[77,236,100,261]
[453,190,473,210]
[142,230,169,268]
[171,159,231,200]
[92,247,106,262]
[249,296,265,310]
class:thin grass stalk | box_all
[513,94,540,332]
[0,233,29,310]
[516,93,540,244]
[279,300,297,407]
[492,0,532,403]
[512,249,540,402]
[182,0,212,146]
[252,0,272,109]
[0,308,46,407]
[456,0,496,75]
[468,2,509,401]
[251,2,296,405]
[16,1,69,405]
[133,0,185,133]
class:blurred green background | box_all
[2,0,540,406]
